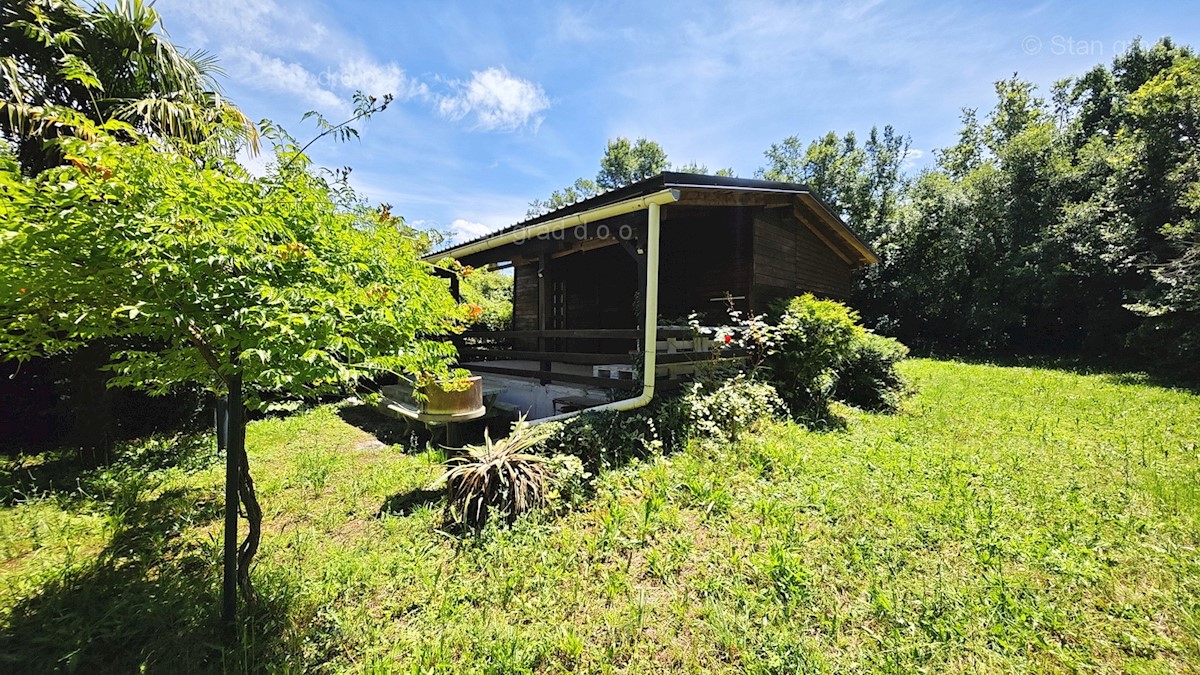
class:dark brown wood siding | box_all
[657,206,753,322]
[508,204,854,338]
[751,208,853,311]
[512,262,538,331]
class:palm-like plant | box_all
[439,417,557,530]
[88,0,254,146]
[1,0,256,172]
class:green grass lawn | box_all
[2,359,1199,673]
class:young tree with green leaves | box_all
[595,136,669,190]
[0,108,469,619]
[2,0,259,456]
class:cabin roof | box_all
[428,172,878,266]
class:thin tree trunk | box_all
[219,396,236,625]
[225,372,261,603]
[221,369,263,623]
[235,442,262,602]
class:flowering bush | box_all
[545,453,591,510]
[689,297,779,376]
[542,406,675,471]
[680,373,785,444]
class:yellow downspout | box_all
[530,199,665,425]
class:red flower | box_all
[723,334,732,344]
[19,288,27,294]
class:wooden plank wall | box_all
[657,206,753,322]
[513,263,539,331]
[508,205,856,345]
[751,207,853,311]
[511,262,539,350]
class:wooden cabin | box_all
[423,172,877,422]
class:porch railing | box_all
[449,327,742,390]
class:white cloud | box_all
[225,48,344,111]
[438,67,550,131]
[448,218,498,244]
[169,0,329,56]
[323,58,429,100]
[163,3,548,132]
[902,148,925,168]
[167,2,421,112]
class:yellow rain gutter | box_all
[527,195,673,424]
[427,189,680,262]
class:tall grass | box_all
[1,361,1198,672]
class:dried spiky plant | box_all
[439,416,556,530]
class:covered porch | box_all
[413,172,875,423]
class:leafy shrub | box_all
[835,331,910,411]
[458,266,513,331]
[543,406,676,471]
[440,417,555,530]
[766,294,909,421]
[545,453,591,510]
[766,294,864,420]
[681,373,785,444]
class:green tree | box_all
[1117,55,1200,372]
[460,266,514,331]
[875,77,1069,352]
[1,0,255,173]
[526,176,601,217]
[675,160,735,176]
[0,110,468,615]
[2,0,259,455]
[757,126,909,242]
[858,39,1199,363]
[527,137,671,217]
[596,136,668,190]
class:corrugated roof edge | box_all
[425,172,877,263]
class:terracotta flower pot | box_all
[420,376,483,416]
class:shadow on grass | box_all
[0,434,219,509]
[932,353,1200,395]
[0,478,300,671]
[378,487,442,518]
[337,404,431,449]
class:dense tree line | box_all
[761,39,1200,376]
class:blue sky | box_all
[157,1,1199,243]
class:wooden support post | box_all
[537,253,551,383]
[616,227,649,354]
[445,422,462,448]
